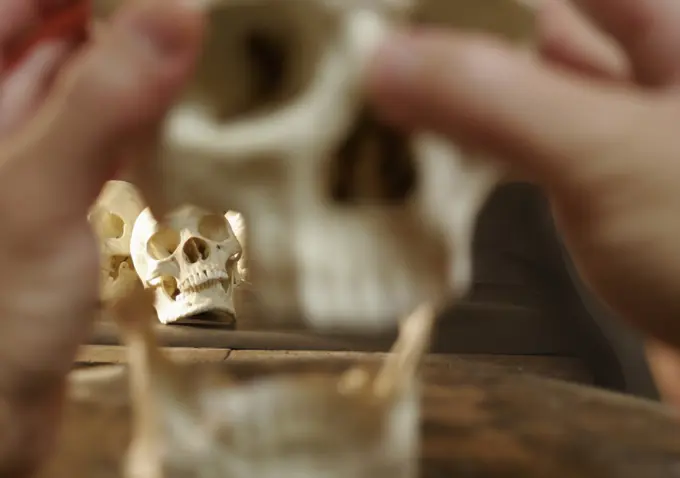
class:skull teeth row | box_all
[179,269,231,293]
[179,279,223,297]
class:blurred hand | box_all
[368,0,680,352]
[0,0,202,474]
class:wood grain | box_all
[40,355,680,478]
[92,302,574,355]
[75,347,592,383]
[76,345,231,365]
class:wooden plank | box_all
[48,357,680,478]
[90,320,393,352]
[75,346,591,384]
[92,301,571,355]
[227,350,592,384]
[76,345,231,365]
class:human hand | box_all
[0,0,202,474]
[368,0,680,349]
[530,0,680,408]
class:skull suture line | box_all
[88,180,145,303]
[130,206,243,325]
[138,0,506,331]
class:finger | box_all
[2,0,89,72]
[0,0,36,49]
[3,0,204,224]
[571,0,680,86]
[537,0,630,81]
[367,31,653,195]
[0,39,71,135]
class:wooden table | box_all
[41,353,680,478]
[75,347,593,384]
[83,310,594,386]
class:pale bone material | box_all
[131,0,511,332]
[226,210,248,281]
[88,180,146,303]
[373,303,436,397]
[130,205,243,325]
[109,284,429,478]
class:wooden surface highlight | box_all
[93,300,574,355]
[76,346,593,383]
[41,355,680,478]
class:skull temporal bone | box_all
[130,206,243,324]
[226,210,248,281]
[150,0,502,331]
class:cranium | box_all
[88,180,145,303]
[130,205,243,325]
[132,0,531,331]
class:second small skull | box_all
[130,205,243,325]
[89,180,145,303]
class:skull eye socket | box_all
[147,228,181,260]
[191,1,325,122]
[98,212,125,239]
[244,30,288,106]
[192,7,293,121]
[198,214,231,242]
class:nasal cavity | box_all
[183,237,210,263]
[329,106,417,205]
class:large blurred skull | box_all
[130,205,243,325]
[136,0,531,331]
[89,180,145,303]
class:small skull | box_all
[130,205,243,324]
[88,180,145,303]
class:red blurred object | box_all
[3,0,91,73]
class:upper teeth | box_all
[180,279,222,294]
[179,269,230,292]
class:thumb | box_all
[5,0,203,222]
[367,30,655,196]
